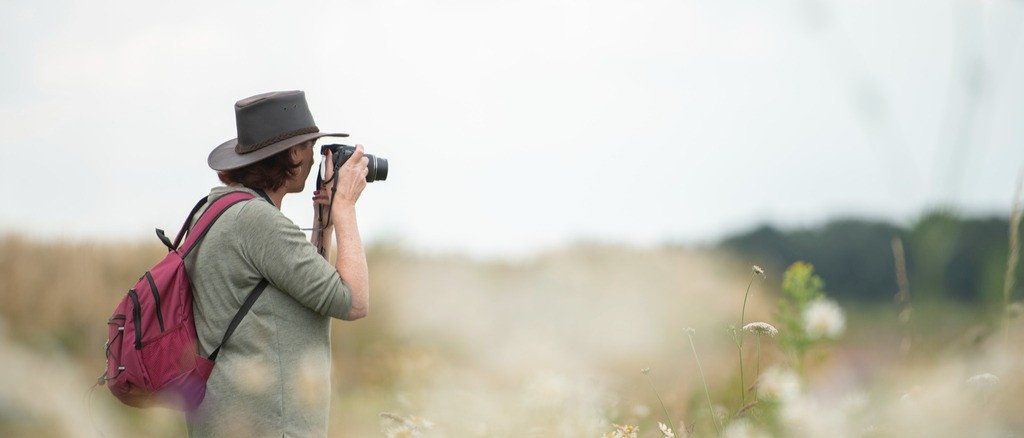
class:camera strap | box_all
[313,165,340,256]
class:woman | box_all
[184,91,370,436]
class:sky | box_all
[2,0,1024,256]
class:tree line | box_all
[719,211,1016,305]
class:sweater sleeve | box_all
[234,200,352,319]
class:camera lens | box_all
[369,156,389,182]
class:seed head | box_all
[641,367,651,376]
[742,322,779,337]
[752,265,766,277]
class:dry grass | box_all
[0,234,764,436]
[4,233,1023,437]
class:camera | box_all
[320,144,389,183]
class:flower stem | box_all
[737,272,756,404]
[644,372,675,430]
[736,339,745,404]
[754,335,761,402]
[687,331,721,435]
[756,335,762,376]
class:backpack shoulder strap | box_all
[208,278,269,361]
[155,196,209,251]
[173,196,210,249]
[177,191,256,258]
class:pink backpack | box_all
[99,191,269,411]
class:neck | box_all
[231,183,287,209]
[264,187,287,209]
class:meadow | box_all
[1,231,1022,437]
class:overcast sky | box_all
[2,0,1024,256]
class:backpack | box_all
[99,190,270,411]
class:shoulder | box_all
[234,199,296,232]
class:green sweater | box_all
[183,185,351,437]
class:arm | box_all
[314,145,371,320]
[331,204,368,320]
[239,203,352,319]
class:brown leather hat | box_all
[207,90,348,171]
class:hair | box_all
[217,145,303,191]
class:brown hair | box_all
[217,146,302,191]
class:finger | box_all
[313,192,331,205]
[359,156,369,168]
[324,150,334,179]
[347,144,365,167]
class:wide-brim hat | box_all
[208,90,348,171]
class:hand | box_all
[313,149,336,208]
[330,144,369,208]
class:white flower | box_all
[802,299,845,339]
[966,373,999,390]
[658,422,675,437]
[752,265,766,277]
[723,418,769,438]
[379,412,432,438]
[603,424,639,438]
[757,366,801,401]
[683,327,696,336]
[631,404,650,418]
[742,322,778,337]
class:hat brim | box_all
[208,132,349,171]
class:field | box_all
[1,234,1022,437]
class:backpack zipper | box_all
[143,271,165,332]
[128,290,143,349]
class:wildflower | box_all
[379,412,432,438]
[752,265,766,277]
[641,367,651,375]
[803,299,846,339]
[756,366,800,401]
[410,416,434,430]
[658,422,675,437]
[631,403,650,418]
[683,327,696,335]
[603,423,639,438]
[233,356,272,394]
[966,373,999,389]
[742,322,778,337]
[723,418,769,438]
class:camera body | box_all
[320,144,388,183]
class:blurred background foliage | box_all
[719,211,1016,306]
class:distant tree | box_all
[720,212,1018,305]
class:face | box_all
[287,140,316,193]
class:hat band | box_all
[235,126,320,154]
